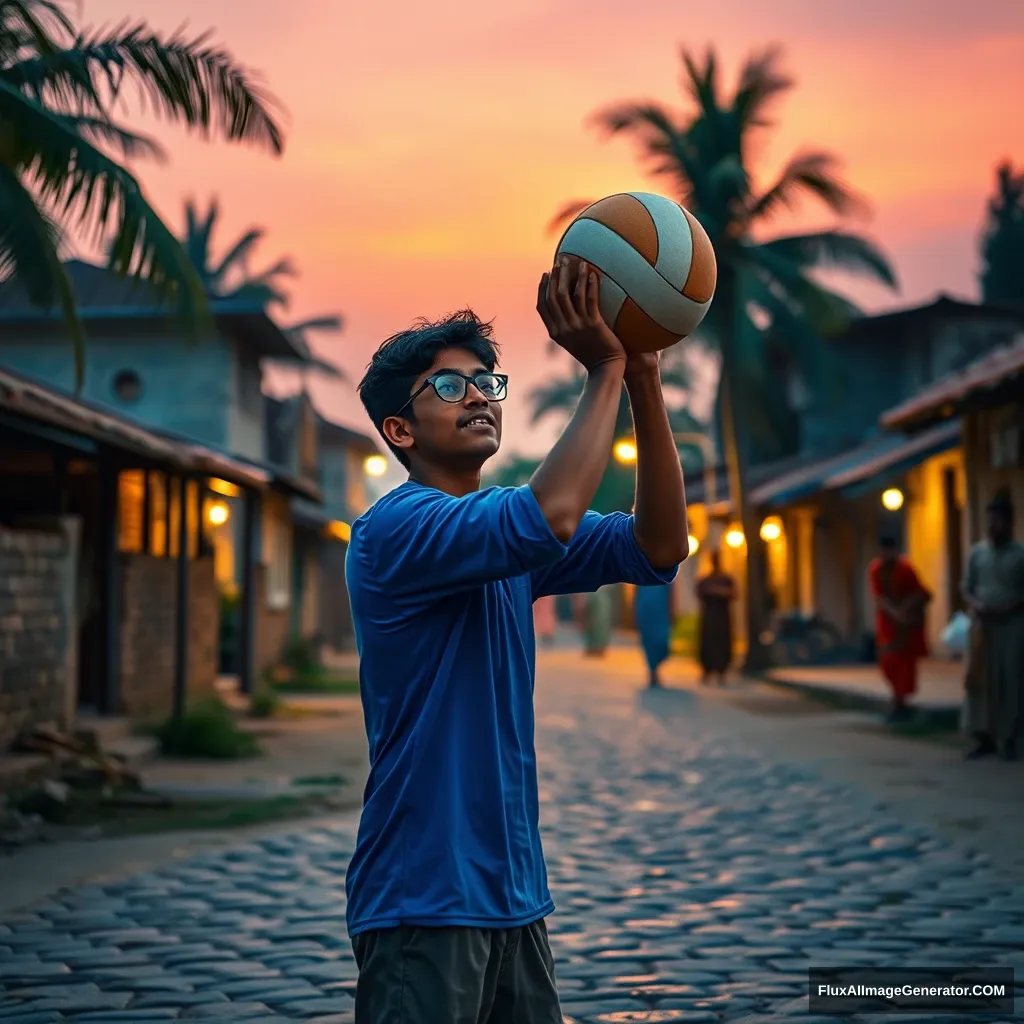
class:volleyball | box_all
[555,192,717,353]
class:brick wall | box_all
[119,555,218,719]
[254,564,290,677]
[0,526,71,750]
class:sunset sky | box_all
[81,0,1024,463]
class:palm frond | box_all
[0,159,85,386]
[528,370,586,424]
[748,152,866,222]
[0,78,210,334]
[547,198,593,236]
[286,314,343,334]
[210,226,264,283]
[731,45,792,130]
[63,114,165,161]
[759,231,898,290]
[57,22,286,153]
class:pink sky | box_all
[82,0,1024,461]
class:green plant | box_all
[155,698,260,759]
[248,684,280,720]
[283,635,320,675]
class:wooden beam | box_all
[172,474,190,721]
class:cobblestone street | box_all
[2,654,1023,1023]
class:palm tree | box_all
[0,0,285,386]
[551,45,898,667]
[980,161,1024,304]
[529,344,705,514]
[180,197,345,379]
[182,197,295,308]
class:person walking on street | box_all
[345,256,689,1023]
[634,581,676,687]
[696,551,736,684]
[533,594,557,646]
[868,536,931,722]
[961,491,1024,761]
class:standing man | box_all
[962,491,1024,761]
[345,256,689,1023]
[868,536,931,722]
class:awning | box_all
[751,421,960,509]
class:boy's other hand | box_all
[536,257,626,372]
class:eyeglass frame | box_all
[392,371,509,418]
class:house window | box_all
[263,501,292,611]
[112,369,142,403]
[117,471,146,552]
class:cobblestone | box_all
[3,664,1022,1021]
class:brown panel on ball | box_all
[613,297,683,354]
[579,194,659,266]
[681,208,717,303]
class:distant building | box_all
[681,296,1024,658]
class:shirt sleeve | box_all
[961,547,978,598]
[359,484,567,600]
[530,511,679,600]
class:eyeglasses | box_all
[394,372,508,417]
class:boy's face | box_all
[385,346,503,469]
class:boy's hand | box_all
[537,257,626,372]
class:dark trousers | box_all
[351,919,562,1023]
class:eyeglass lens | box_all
[433,373,505,403]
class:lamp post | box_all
[613,430,721,549]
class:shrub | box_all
[155,698,260,759]
[249,683,280,719]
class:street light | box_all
[724,525,745,548]
[687,534,700,557]
[882,487,904,511]
[206,499,230,526]
[612,439,638,464]
[364,454,388,478]
[759,515,783,542]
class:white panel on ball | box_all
[628,192,694,290]
[556,218,708,336]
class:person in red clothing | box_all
[868,535,932,721]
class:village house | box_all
[679,296,1024,658]
[0,261,353,687]
[0,366,278,750]
[881,334,1024,544]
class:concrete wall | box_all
[964,405,1024,545]
[0,524,73,750]
[118,555,218,719]
[225,339,265,462]
[0,323,233,448]
[905,448,966,651]
[254,564,290,676]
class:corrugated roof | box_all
[881,335,1024,430]
[750,422,960,508]
[0,365,270,489]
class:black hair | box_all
[987,488,1014,518]
[357,310,499,468]
[878,535,898,550]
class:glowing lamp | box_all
[687,534,699,557]
[207,500,230,527]
[724,526,745,549]
[612,439,638,465]
[364,454,388,478]
[759,515,783,542]
[881,487,904,512]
